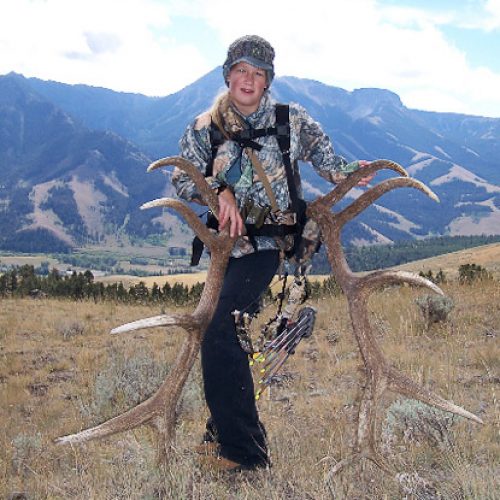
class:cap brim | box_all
[230,56,273,71]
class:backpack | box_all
[190,104,308,265]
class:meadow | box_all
[1,264,499,498]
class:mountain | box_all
[26,68,226,158]
[0,73,177,252]
[0,70,499,253]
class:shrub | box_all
[416,294,454,328]
[458,263,491,284]
[79,346,169,424]
[418,269,446,284]
[11,432,43,475]
[383,399,456,451]
[322,276,342,296]
[56,320,85,340]
[78,345,204,426]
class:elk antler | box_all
[55,157,235,461]
[307,160,484,477]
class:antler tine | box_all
[141,197,217,248]
[147,156,219,214]
[109,244,233,337]
[110,256,231,335]
[312,159,408,210]
[359,270,444,296]
[386,365,484,424]
[334,177,439,230]
[110,313,191,335]
[55,334,201,447]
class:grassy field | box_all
[95,271,332,291]
[1,259,499,498]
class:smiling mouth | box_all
[241,88,254,94]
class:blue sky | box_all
[381,0,500,71]
[1,0,500,117]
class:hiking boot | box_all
[193,441,220,456]
[198,454,270,474]
[198,454,244,473]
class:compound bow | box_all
[232,264,317,399]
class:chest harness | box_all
[193,105,319,396]
[191,103,307,266]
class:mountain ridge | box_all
[0,69,499,253]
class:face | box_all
[227,62,267,116]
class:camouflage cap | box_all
[223,35,275,86]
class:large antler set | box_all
[55,157,235,460]
[55,157,483,476]
[306,160,483,476]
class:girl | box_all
[172,34,371,472]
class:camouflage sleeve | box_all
[171,114,224,203]
[292,103,359,184]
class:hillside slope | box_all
[1,70,499,252]
[394,242,500,278]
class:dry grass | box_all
[395,242,500,279]
[1,276,499,499]
[96,271,209,289]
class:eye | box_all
[256,70,265,78]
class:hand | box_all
[357,160,375,186]
[217,188,244,238]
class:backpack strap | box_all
[275,104,309,260]
[245,148,279,213]
[275,104,301,215]
[190,211,219,266]
[206,121,226,177]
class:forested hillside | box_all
[312,235,500,273]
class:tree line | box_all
[0,260,493,307]
[0,265,204,306]
[311,234,500,273]
[0,264,345,306]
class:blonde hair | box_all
[209,91,244,139]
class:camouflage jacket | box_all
[172,92,359,258]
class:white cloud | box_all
[1,0,500,116]
[0,0,210,95]
[187,0,500,116]
[483,0,500,29]
[448,0,500,31]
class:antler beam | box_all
[307,159,483,477]
[55,157,234,461]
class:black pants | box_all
[201,250,280,467]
